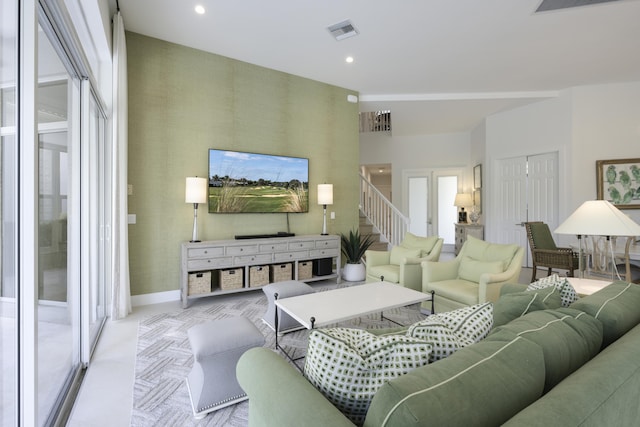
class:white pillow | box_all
[526,274,578,307]
[303,328,432,425]
[407,303,493,362]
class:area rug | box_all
[130,283,425,426]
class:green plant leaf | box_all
[340,229,375,264]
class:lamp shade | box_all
[317,184,333,205]
[454,193,472,208]
[554,200,640,236]
[185,177,208,204]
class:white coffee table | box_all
[273,281,433,366]
[566,277,612,296]
[275,281,432,330]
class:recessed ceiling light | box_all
[346,56,354,63]
[195,5,205,14]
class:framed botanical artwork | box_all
[473,164,482,189]
[596,158,640,209]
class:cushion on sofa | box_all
[569,280,640,348]
[401,232,439,257]
[363,335,546,427]
[526,273,578,307]
[368,264,400,283]
[458,256,504,283]
[493,287,563,327]
[303,328,432,426]
[426,279,480,306]
[503,323,640,426]
[407,303,493,361]
[499,283,528,296]
[487,308,603,392]
[462,235,518,267]
[389,246,421,265]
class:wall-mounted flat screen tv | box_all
[208,149,309,213]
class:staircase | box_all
[359,213,388,251]
[359,173,410,248]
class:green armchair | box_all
[422,235,524,313]
[365,232,443,292]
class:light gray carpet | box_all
[130,282,425,426]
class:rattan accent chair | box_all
[525,221,579,282]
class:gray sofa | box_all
[237,281,640,426]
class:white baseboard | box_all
[131,290,180,307]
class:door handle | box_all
[515,222,526,227]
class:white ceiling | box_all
[116,0,640,135]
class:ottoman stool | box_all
[186,316,265,419]
[262,280,314,333]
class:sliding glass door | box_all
[37,26,80,426]
[1,1,110,424]
[0,0,18,424]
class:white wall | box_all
[361,81,640,247]
[483,81,640,245]
[360,131,471,214]
[570,82,640,223]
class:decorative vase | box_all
[469,206,481,224]
[342,262,366,282]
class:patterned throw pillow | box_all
[303,328,432,426]
[407,303,494,362]
[526,274,578,307]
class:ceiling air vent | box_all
[327,20,359,41]
[359,111,391,133]
[536,0,620,12]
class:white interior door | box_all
[408,176,428,236]
[496,156,528,254]
[527,153,559,228]
[496,152,559,267]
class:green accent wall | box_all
[127,32,360,296]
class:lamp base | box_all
[190,240,201,243]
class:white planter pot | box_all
[342,262,366,282]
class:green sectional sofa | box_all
[237,281,640,427]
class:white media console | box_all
[180,234,341,308]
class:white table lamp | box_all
[185,177,208,242]
[318,184,333,235]
[454,193,472,223]
[555,200,640,279]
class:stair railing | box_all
[359,173,410,247]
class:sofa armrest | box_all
[478,247,525,302]
[399,259,423,292]
[237,347,355,427]
[421,259,460,293]
[422,238,444,262]
[365,250,391,268]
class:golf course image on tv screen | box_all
[208,149,309,213]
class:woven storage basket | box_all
[270,263,292,283]
[249,265,269,288]
[188,271,211,295]
[219,268,243,290]
[298,261,313,280]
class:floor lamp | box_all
[554,200,640,279]
[185,177,208,242]
[317,184,333,235]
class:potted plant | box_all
[341,229,376,282]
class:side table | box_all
[566,277,612,297]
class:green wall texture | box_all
[127,32,360,296]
